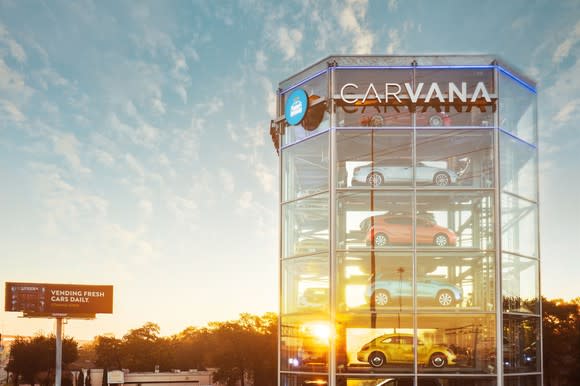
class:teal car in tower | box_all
[366,273,462,307]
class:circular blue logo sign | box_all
[285,88,308,126]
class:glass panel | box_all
[338,377,499,386]
[337,191,413,250]
[337,252,413,313]
[335,69,413,129]
[283,193,329,258]
[417,314,496,374]
[281,373,328,386]
[504,375,541,386]
[337,376,414,386]
[500,194,538,258]
[416,129,494,188]
[499,72,536,144]
[416,192,494,250]
[281,314,330,372]
[417,252,495,312]
[415,69,496,128]
[282,73,329,147]
[503,315,540,373]
[500,132,537,201]
[282,255,329,315]
[336,130,413,188]
[502,254,539,314]
[336,313,414,373]
[419,378,497,386]
[282,133,329,201]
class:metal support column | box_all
[55,317,63,386]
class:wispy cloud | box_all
[553,20,580,64]
[338,0,373,54]
[277,26,303,60]
[554,99,580,124]
[0,99,26,124]
[386,29,401,54]
[0,23,26,63]
[50,131,91,174]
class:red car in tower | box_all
[364,215,457,247]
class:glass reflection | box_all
[281,315,330,372]
[282,255,329,314]
[336,130,413,188]
[336,314,414,373]
[337,252,413,312]
[337,377,498,386]
[503,315,540,373]
[417,314,496,373]
[499,72,536,145]
[416,192,494,250]
[504,375,541,386]
[502,254,539,314]
[283,193,329,258]
[281,373,328,386]
[336,191,412,250]
[282,132,329,202]
[500,132,537,202]
[500,194,538,258]
[417,252,495,311]
[416,129,494,188]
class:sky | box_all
[0,0,579,340]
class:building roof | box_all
[278,54,535,91]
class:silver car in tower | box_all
[352,161,458,187]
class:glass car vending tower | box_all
[274,56,540,386]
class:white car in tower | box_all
[352,161,458,187]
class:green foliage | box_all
[5,335,78,385]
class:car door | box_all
[398,335,415,363]
[383,159,412,183]
[416,218,435,244]
[384,217,412,244]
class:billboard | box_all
[5,282,113,317]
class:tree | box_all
[5,335,78,386]
[120,322,174,372]
[209,313,277,386]
[94,336,123,370]
[542,297,580,386]
[171,326,211,371]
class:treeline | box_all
[6,313,277,386]
[5,300,580,386]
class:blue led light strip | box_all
[498,127,537,149]
[280,69,328,95]
[332,65,496,71]
[498,67,537,94]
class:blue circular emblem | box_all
[285,88,308,126]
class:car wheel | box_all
[366,172,384,187]
[433,172,451,186]
[437,290,455,307]
[374,232,389,247]
[428,115,444,126]
[369,351,387,368]
[433,233,449,247]
[373,290,390,307]
[429,352,448,368]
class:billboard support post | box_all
[55,317,63,386]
